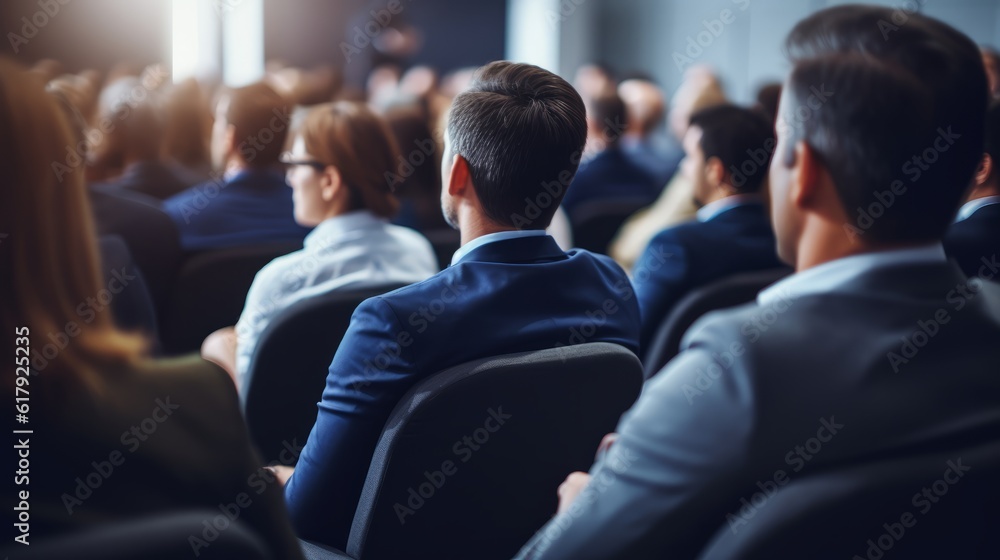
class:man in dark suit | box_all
[162,82,310,251]
[561,90,662,216]
[278,61,641,549]
[632,104,782,349]
[516,6,1000,559]
[945,99,1000,280]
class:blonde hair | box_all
[0,57,145,387]
[299,101,401,218]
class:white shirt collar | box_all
[758,243,947,306]
[955,195,1000,223]
[696,195,762,223]
[450,230,548,266]
[304,210,382,249]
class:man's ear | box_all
[447,153,472,197]
[705,156,726,191]
[974,153,993,187]
[791,140,822,209]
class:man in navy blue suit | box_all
[945,98,1000,280]
[163,82,311,251]
[632,104,782,348]
[278,61,641,548]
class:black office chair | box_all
[643,267,792,378]
[696,440,1000,559]
[421,228,461,270]
[569,196,651,254]
[301,342,644,560]
[242,284,407,464]
[159,242,302,355]
[4,509,272,559]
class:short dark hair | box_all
[585,90,628,147]
[688,104,775,194]
[223,82,291,167]
[784,5,988,244]
[447,61,587,229]
[986,99,1000,175]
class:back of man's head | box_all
[782,4,988,244]
[221,82,290,168]
[689,104,775,194]
[585,89,628,149]
[447,61,587,230]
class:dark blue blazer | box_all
[162,169,311,251]
[93,161,189,201]
[633,202,782,349]
[562,147,661,216]
[944,202,1000,281]
[285,234,641,548]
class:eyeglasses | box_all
[279,154,326,171]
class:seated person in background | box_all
[278,61,641,549]
[515,7,999,559]
[945,98,1000,279]
[89,77,189,200]
[0,57,303,560]
[163,82,311,251]
[201,101,439,386]
[161,78,215,187]
[608,68,727,269]
[561,89,661,217]
[382,102,450,232]
[618,77,682,188]
[633,104,781,349]
[97,235,159,342]
[48,86,182,312]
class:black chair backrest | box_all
[643,267,791,378]
[569,196,650,254]
[345,342,643,560]
[243,284,407,463]
[159,242,301,355]
[5,509,272,559]
[421,228,461,270]
[696,441,1000,559]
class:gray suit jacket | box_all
[515,261,1000,559]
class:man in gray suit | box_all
[515,6,1000,559]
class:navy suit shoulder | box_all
[563,148,660,214]
[944,204,1000,280]
[163,170,311,251]
[634,203,781,348]
[285,235,641,548]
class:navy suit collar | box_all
[457,235,568,265]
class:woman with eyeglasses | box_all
[201,101,438,387]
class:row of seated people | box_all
[7,6,1000,559]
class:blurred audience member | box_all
[753,81,783,124]
[201,102,438,385]
[161,78,214,187]
[945,98,1000,279]
[382,103,449,231]
[280,62,640,549]
[517,7,998,558]
[574,62,616,100]
[163,82,311,251]
[50,85,182,311]
[609,68,727,269]
[619,77,682,188]
[983,46,1000,98]
[632,104,781,349]
[562,90,661,216]
[90,77,189,200]
[0,57,304,560]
